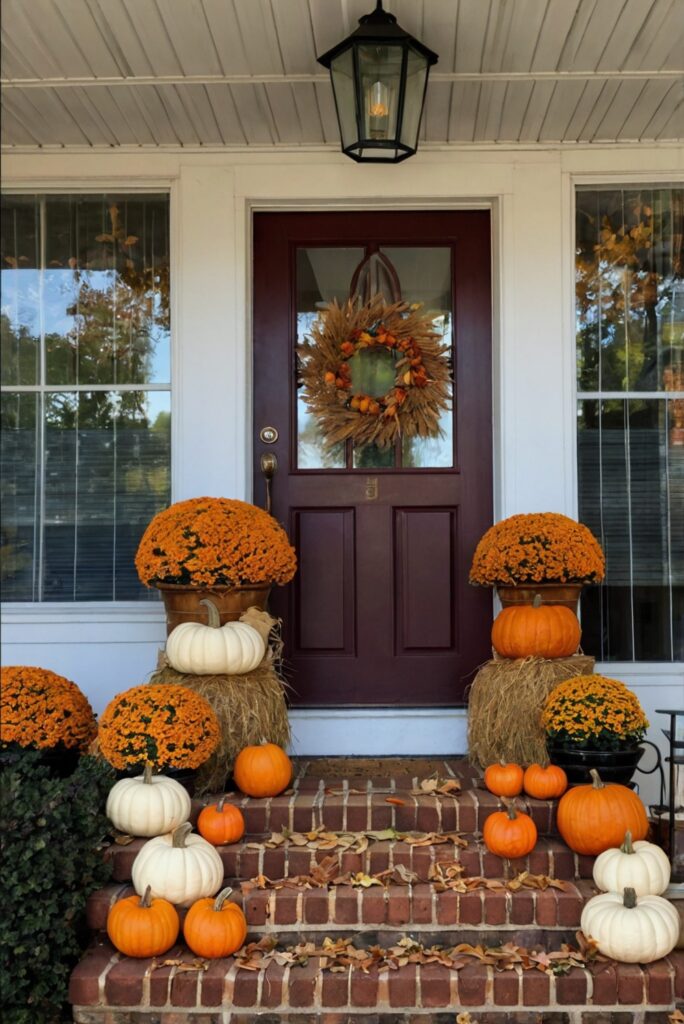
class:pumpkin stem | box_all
[213,887,233,912]
[171,822,193,848]
[533,594,542,608]
[589,769,605,790]
[502,797,518,820]
[143,762,154,785]
[216,795,227,812]
[200,598,221,629]
[139,885,153,908]
[623,886,638,909]
[621,830,634,855]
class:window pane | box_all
[42,390,171,601]
[1,196,40,386]
[44,195,170,386]
[0,392,39,600]
[578,397,683,661]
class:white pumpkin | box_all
[106,763,192,838]
[592,830,671,897]
[580,887,679,963]
[132,823,223,906]
[165,598,266,675]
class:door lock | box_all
[260,426,279,444]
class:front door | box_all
[253,211,492,706]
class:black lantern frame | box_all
[317,0,438,164]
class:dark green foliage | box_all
[0,750,114,1024]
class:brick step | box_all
[189,784,559,839]
[87,879,593,934]
[69,939,684,1023]
[105,835,595,886]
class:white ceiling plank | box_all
[1,32,44,79]
[454,0,492,73]
[537,79,588,140]
[655,93,684,137]
[622,0,683,68]
[518,79,557,140]
[596,0,659,70]
[420,0,457,73]
[118,0,184,76]
[133,85,188,145]
[499,0,549,72]
[230,83,277,144]
[313,80,340,144]
[558,0,623,71]
[231,0,285,75]
[447,82,481,141]
[422,80,451,142]
[4,86,90,145]
[618,78,678,137]
[575,79,622,140]
[175,85,224,145]
[1,0,68,77]
[1,96,44,145]
[391,0,424,39]
[102,85,158,145]
[52,0,127,76]
[480,0,515,72]
[308,0,349,59]
[83,0,154,76]
[562,78,607,139]
[15,0,99,77]
[531,0,581,71]
[474,81,509,140]
[201,0,250,75]
[647,80,684,136]
[48,86,116,146]
[291,82,325,143]
[153,0,223,77]
[204,84,248,143]
[498,80,535,140]
[75,84,140,145]
[591,79,650,140]
[263,83,304,143]
[270,0,319,74]
[153,85,203,145]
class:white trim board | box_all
[288,707,468,757]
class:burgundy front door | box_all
[253,211,492,706]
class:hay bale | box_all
[150,659,290,794]
[467,654,595,768]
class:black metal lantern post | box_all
[317,0,438,163]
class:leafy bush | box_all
[0,750,114,1024]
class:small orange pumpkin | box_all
[483,801,538,859]
[197,796,246,846]
[557,769,649,856]
[183,886,247,959]
[106,885,179,958]
[233,740,292,798]
[523,763,568,800]
[483,761,524,798]
[491,595,581,659]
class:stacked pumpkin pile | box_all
[481,761,680,964]
[105,741,293,961]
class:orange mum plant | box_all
[135,497,297,588]
[0,666,97,752]
[541,674,648,751]
[469,512,605,587]
[98,684,220,771]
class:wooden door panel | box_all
[253,210,492,706]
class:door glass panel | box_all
[296,245,454,470]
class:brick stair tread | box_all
[69,938,684,1018]
[189,785,559,838]
[87,879,595,934]
[106,834,595,885]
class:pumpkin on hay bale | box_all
[467,653,595,769]
[149,655,290,795]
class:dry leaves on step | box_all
[112,832,135,846]
[668,1011,684,1024]
[245,825,467,852]
[411,775,462,796]
[428,864,570,894]
[241,857,422,893]
[150,958,209,972]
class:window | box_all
[1,193,171,601]
[576,184,684,661]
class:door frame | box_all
[243,196,501,752]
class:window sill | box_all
[1,602,166,625]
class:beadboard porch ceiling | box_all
[1,0,683,150]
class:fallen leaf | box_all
[385,797,407,806]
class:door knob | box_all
[260,452,277,513]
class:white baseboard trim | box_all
[288,706,468,757]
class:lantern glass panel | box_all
[357,43,402,143]
[330,47,358,150]
[399,46,429,151]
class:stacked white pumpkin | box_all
[581,830,678,963]
[106,765,223,906]
[165,598,267,677]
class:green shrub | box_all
[0,750,114,1024]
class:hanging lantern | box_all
[317,0,438,163]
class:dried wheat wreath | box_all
[298,296,452,450]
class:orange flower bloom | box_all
[0,666,97,752]
[135,497,297,588]
[98,684,220,770]
[469,512,605,586]
[541,674,648,749]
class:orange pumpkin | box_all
[106,885,179,958]
[491,596,581,659]
[483,761,524,798]
[197,796,245,846]
[523,763,568,800]
[483,802,538,858]
[557,768,649,856]
[183,886,247,958]
[233,741,292,798]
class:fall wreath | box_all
[298,297,452,450]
